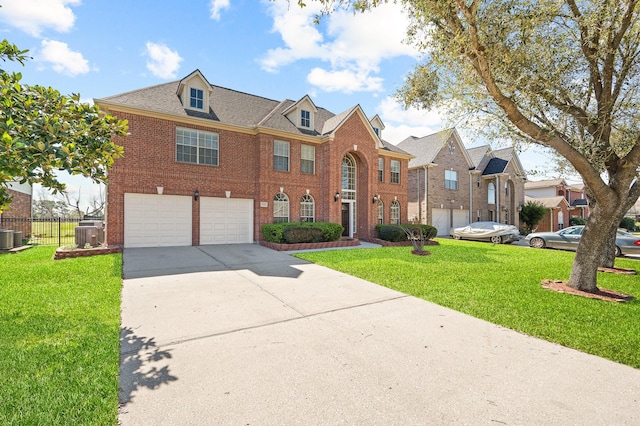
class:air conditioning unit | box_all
[75,226,101,247]
[0,229,14,250]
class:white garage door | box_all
[124,193,192,248]
[200,197,253,244]
[431,208,451,236]
[452,210,470,229]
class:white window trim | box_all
[390,160,400,184]
[301,144,315,174]
[176,127,219,166]
[274,140,290,172]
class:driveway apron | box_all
[119,244,640,425]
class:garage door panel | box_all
[124,193,192,248]
[200,197,253,245]
[431,208,451,236]
[452,210,469,229]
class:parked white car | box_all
[450,221,521,244]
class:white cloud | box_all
[0,0,80,37]
[39,40,90,76]
[210,0,230,21]
[145,42,183,79]
[376,97,444,144]
[260,0,419,94]
[307,67,383,93]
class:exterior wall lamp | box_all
[194,189,199,201]
[334,192,340,202]
[372,194,380,204]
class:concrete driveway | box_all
[119,244,640,425]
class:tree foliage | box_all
[519,201,549,234]
[301,0,640,292]
[0,39,128,211]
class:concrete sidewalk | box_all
[119,244,640,425]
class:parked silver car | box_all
[525,225,640,256]
[450,221,521,244]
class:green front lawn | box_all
[295,239,640,369]
[0,247,122,425]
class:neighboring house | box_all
[524,178,590,231]
[0,180,33,237]
[95,70,412,248]
[398,128,526,235]
[524,195,570,232]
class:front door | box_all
[341,203,350,236]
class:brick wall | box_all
[1,189,32,236]
[106,110,408,245]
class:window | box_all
[274,192,289,223]
[505,181,509,196]
[274,140,290,171]
[390,160,400,184]
[341,154,356,200]
[378,158,384,182]
[488,182,496,204]
[301,144,315,174]
[176,128,218,166]
[390,200,400,225]
[301,110,311,128]
[190,88,204,109]
[445,170,458,190]
[377,200,384,224]
[373,127,379,136]
[300,194,315,222]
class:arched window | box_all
[488,182,496,204]
[300,194,315,222]
[273,192,289,223]
[341,154,356,200]
[377,200,384,224]
[390,200,400,225]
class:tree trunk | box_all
[599,222,619,268]
[567,203,618,292]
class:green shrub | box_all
[376,224,406,242]
[282,226,324,244]
[620,217,636,231]
[261,222,344,243]
[569,217,587,226]
[376,224,438,242]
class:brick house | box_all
[95,70,411,248]
[398,128,526,235]
[0,181,32,237]
[524,178,590,231]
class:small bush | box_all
[376,224,438,242]
[620,217,636,231]
[569,217,587,226]
[376,225,406,242]
[261,222,344,243]
[282,226,324,244]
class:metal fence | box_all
[0,216,104,247]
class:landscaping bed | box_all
[260,237,359,251]
[54,245,122,260]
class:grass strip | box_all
[0,246,122,425]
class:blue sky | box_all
[0,0,551,207]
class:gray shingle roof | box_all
[467,145,491,168]
[482,158,509,175]
[396,128,454,168]
[96,71,391,145]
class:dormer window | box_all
[190,88,204,109]
[301,110,311,128]
[373,127,379,136]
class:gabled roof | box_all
[379,139,411,156]
[482,158,509,175]
[282,94,318,115]
[467,145,491,168]
[525,195,569,208]
[525,178,566,189]
[397,128,473,169]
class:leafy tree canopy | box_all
[301,0,640,292]
[0,39,128,211]
[519,201,549,234]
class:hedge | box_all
[261,222,344,244]
[282,226,324,244]
[375,224,438,242]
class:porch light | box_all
[372,194,379,204]
[194,189,199,201]
[334,192,340,202]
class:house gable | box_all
[283,95,318,133]
[176,70,213,113]
[369,114,385,139]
